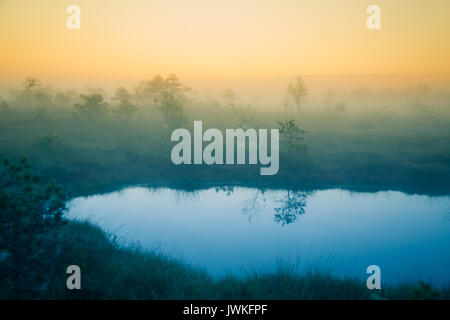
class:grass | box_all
[1,103,450,197]
[4,220,447,300]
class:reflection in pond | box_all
[215,185,235,196]
[68,187,450,285]
[241,189,266,221]
[240,189,313,225]
[274,190,312,225]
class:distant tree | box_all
[134,74,190,107]
[0,158,66,297]
[85,86,107,97]
[112,87,137,123]
[32,87,54,119]
[13,78,54,117]
[23,77,41,92]
[287,77,308,111]
[323,89,346,114]
[54,92,70,106]
[134,74,189,127]
[158,90,187,127]
[278,120,307,153]
[54,90,78,108]
[223,88,236,109]
[74,94,108,118]
[21,77,54,107]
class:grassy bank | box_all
[1,110,449,198]
[1,220,448,300]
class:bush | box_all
[0,158,66,298]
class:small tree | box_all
[74,94,108,118]
[134,74,189,127]
[0,158,66,297]
[287,77,308,111]
[23,77,42,94]
[112,87,137,123]
[223,88,236,109]
[158,90,186,128]
[134,74,190,107]
[278,120,307,153]
[12,78,54,118]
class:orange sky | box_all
[1,0,450,82]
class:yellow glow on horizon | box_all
[1,0,450,81]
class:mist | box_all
[1,75,449,196]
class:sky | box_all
[1,0,450,84]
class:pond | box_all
[68,187,450,285]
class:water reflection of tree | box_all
[174,189,200,203]
[215,186,235,196]
[241,189,266,221]
[274,190,312,226]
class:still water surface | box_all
[68,187,450,285]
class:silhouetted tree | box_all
[158,90,187,127]
[113,87,137,123]
[287,77,308,111]
[74,94,108,118]
[23,77,41,93]
[134,74,190,106]
[0,158,66,297]
[12,78,54,118]
[278,120,307,153]
[323,89,346,114]
[134,74,189,127]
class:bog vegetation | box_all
[1,75,449,195]
[0,75,449,298]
